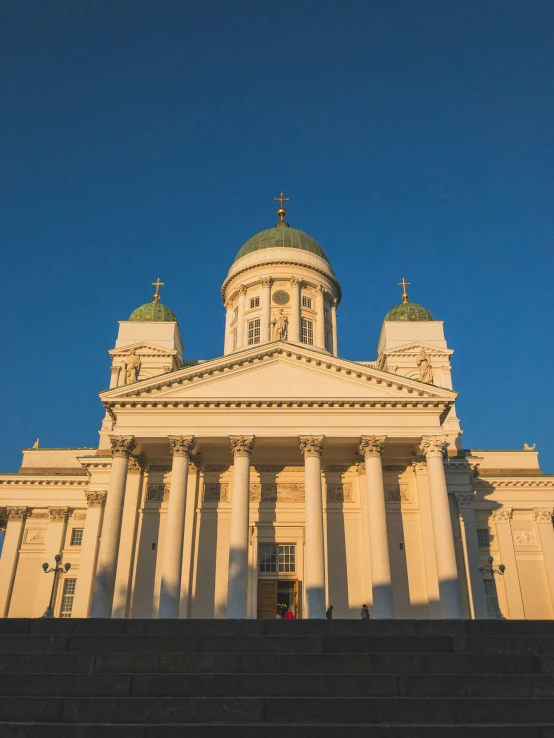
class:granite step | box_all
[1,723,553,738]
[0,672,553,698]
[2,696,554,724]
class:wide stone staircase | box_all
[1,619,554,736]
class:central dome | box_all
[234,221,330,264]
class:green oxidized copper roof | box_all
[384,301,434,322]
[234,221,329,263]
[129,301,177,322]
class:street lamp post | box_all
[41,554,71,618]
[478,555,505,619]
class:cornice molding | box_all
[222,259,342,304]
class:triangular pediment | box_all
[109,341,179,358]
[101,342,457,405]
[382,342,453,358]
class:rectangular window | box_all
[259,544,296,574]
[301,317,314,345]
[302,296,312,309]
[250,296,260,309]
[232,329,237,350]
[483,579,500,618]
[324,307,330,320]
[70,528,83,546]
[325,331,333,353]
[248,318,261,345]
[234,306,239,319]
[60,578,76,618]
[477,529,490,548]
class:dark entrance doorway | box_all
[257,580,298,619]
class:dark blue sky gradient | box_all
[1,1,553,470]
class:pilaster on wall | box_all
[0,507,27,617]
[492,508,525,619]
[411,462,441,618]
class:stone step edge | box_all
[0,671,545,676]
[2,721,554,727]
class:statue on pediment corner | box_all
[124,350,141,384]
[417,348,434,384]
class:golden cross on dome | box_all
[398,277,410,303]
[152,277,164,303]
[274,192,290,221]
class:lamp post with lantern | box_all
[40,554,71,618]
[478,555,505,619]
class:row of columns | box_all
[224,279,338,355]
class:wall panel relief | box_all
[385,483,410,502]
[24,529,45,544]
[249,483,305,502]
[203,483,229,502]
[326,483,353,503]
[146,483,170,503]
[513,530,538,546]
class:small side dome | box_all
[384,301,434,322]
[129,301,177,322]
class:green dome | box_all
[234,221,330,263]
[384,301,434,322]
[129,301,177,322]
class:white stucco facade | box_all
[1,213,552,620]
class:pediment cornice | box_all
[100,343,457,409]
[109,341,180,358]
[380,342,453,358]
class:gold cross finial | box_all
[274,192,290,221]
[398,277,410,303]
[152,278,164,303]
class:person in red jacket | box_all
[284,607,294,619]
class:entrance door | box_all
[257,580,299,619]
[257,580,278,619]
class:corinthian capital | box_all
[239,285,247,296]
[7,506,27,521]
[315,284,326,295]
[127,454,145,475]
[230,435,255,458]
[169,435,195,458]
[419,436,447,459]
[454,492,474,510]
[85,491,107,508]
[493,507,513,524]
[290,276,300,287]
[261,277,272,288]
[534,508,553,524]
[110,436,136,459]
[48,507,68,522]
[299,435,324,458]
[359,436,386,459]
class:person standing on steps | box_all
[326,605,333,619]
[284,607,294,620]
[361,604,370,620]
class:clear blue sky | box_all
[1,1,552,471]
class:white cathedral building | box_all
[1,200,553,621]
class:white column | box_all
[359,436,394,618]
[260,278,272,343]
[109,366,120,389]
[535,508,554,612]
[289,277,301,343]
[331,298,338,357]
[300,435,326,618]
[420,436,462,618]
[236,286,247,349]
[179,460,201,617]
[534,509,554,612]
[227,435,255,618]
[493,508,524,618]
[454,493,488,619]
[112,457,144,618]
[34,507,69,618]
[72,492,106,618]
[0,507,27,617]
[315,285,326,349]
[223,300,234,355]
[159,436,195,618]
[90,436,136,618]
